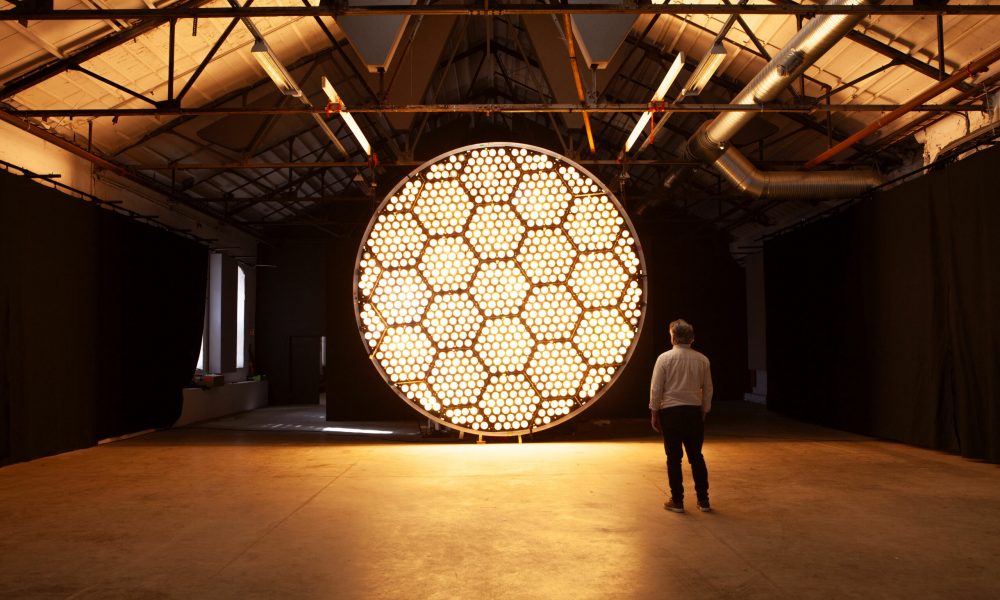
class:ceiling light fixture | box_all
[682,42,727,97]
[354,143,646,437]
[625,52,685,153]
[251,40,302,97]
[322,76,372,156]
[240,14,349,159]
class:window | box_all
[236,265,246,369]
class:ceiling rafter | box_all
[407,16,471,156]
[7,100,984,120]
[766,0,974,94]
[3,19,68,58]
[190,129,344,200]
[107,34,380,160]
[4,4,1000,21]
[622,35,891,164]
[0,0,215,100]
[2,0,997,242]
[156,130,280,197]
[305,2,405,158]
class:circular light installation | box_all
[354,143,646,436]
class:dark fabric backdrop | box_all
[326,205,748,424]
[765,146,1000,463]
[0,171,207,464]
[256,239,328,405]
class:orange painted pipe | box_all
[563,14,596,154]
[804,43,1000,170]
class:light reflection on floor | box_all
[2,403,999,598]
[188,405,421,438]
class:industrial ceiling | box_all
[2,1,999,254]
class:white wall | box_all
[0,120,258,259]
[914,91,1000,165]
[177,380,269,427]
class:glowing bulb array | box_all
[355,143,645,435]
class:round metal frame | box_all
[353,142,647,436]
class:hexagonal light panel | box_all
[354,143,646,436]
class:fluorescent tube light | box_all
[251,40,302,97]
[624,52,684,152]
[321,76,372,156]
[624,113,653,153]
[682,42,727,97]
[651,52,685,102]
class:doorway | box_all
[289,335,323,405]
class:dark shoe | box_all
[697,499,711,512]
[664,499,685,513]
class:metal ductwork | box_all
[685,0,884,200]
[712,145,883,199]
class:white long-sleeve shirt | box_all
[649,344,713,413]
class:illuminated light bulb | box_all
[356,143,643,436]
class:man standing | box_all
[650,319,713,513]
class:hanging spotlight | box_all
[251,40,302,97]
[321,76,372,156]
[625,52,685,153]
[683,42,727,97]
[354,143,646,437]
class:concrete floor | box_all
[1,404,998,600]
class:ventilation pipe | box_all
[683,0,883,200]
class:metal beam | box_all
[0,0,215,100]
[875,69,1000,150]
[3,20,67,58]
[0,108,126,175]
[625,30,828,103]
[111,42,355,158]
[820,59,900,99]
[505,18,569,154]
[200,125,355,199]
[167,18,176,102]
[805,41,1000,169]
[844,29,973,94]
[133,158,705,171]
[0,107,266,240]
[305,0,403,157]
[727,0,771,61]
[9,102,984,118]
[937,14,946,80]
[621,34,886,161]
[3,5,999,21]
[68,65,159,106]
[409,20,471,154]
[562,13,595,154]
[176,17,241,102]
[765,0,974,93]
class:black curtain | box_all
[327,230,412,420]
[256,239,328,405]
[765,146,1000,463]
[587,218,747,420]
[96,214,208,440]
[0,171,207,464]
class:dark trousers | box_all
[659,405,709,504]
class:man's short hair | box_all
[670,319,695,344]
